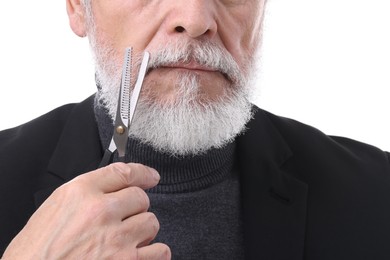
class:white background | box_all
[0,0,389,150]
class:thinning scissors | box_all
[99,48,150,167]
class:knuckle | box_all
[109,163,134,186]
[129,163,151,185]
[145,243,170,260]
[144,212,160,233]
[55,178,85,198]
[161,244,172,259]
[131,186,150,211]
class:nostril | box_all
[175,26,185,33]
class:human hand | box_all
[2,163,171,259]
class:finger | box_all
[79,162,160,193]
[137,243,171,260]
[121,212,160,247]
[105,186,150,219]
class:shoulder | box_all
[0,102,77,156]
[0,95,95,177]
[254,107,390,166]
[0,95,95,152]
[245,106,390,192]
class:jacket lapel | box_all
[237,108,308,260]
[34,95,103,207]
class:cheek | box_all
[91,1,157,52]
[220,1,265,65]
[239,21,261,59]
[239,12,263,55]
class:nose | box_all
[165,0,218,39]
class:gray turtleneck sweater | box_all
[95,102,244,259]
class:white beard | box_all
[124,72,253,156]
[89,28,255,156]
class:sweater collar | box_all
[94,98,236,194]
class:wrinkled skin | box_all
[3,163,171,259]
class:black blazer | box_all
[1,95,390,259]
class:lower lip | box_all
[147,67,231,82]
[161,66,217,73]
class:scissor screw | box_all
[116,126,125,135]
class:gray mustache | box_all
[140,41,242,83]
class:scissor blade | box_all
[129,52,150,125]
[118,47,133,127]
[113,47,133,159]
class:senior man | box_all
[1,0,390,259]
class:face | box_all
[67,0,266,155]
[79,0,264,99]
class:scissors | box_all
[99,47,150,167]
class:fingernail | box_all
[148,167,160,181]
